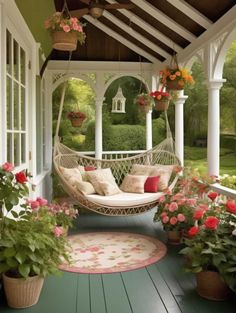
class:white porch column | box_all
[175,90,188,166]
[146,110,152,150]
[95,97,104,159]
[207,80,224,177]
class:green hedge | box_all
[220,134,236,154]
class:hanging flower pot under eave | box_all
[70,118,84,127]
[51,31,78,51]
[166,80,184,91]
[154,99,169,111]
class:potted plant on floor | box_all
[179,192,231,300]
[0,163,71,308]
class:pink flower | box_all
[186,198,197,206]
[159,196,166,203]
[62,25,71,32]
[53,226,64,237]
[226,201,236,214]
[44,19,51,29]
[29,200,40,210]
[204,216,219,230]
[172,193,184,201]
[169,202,178,212]
[162,216,169,224]
[170,216,178,225]
[36,197,48,206]
[160,212,167,218]
[177,213,185,222]
[2,162,14,172]
[177,199,187,205]
[198,204,208,211]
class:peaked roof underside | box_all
[50,0,235,65]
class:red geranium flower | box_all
[207,191,218,201]
[193,209,205,220]
[188,226,199,237]
[15,171,28,184]
[204,216,219,230]
[226,200,236,214]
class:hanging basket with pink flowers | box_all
[44,2,86,51]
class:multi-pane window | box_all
[6,30,27,167]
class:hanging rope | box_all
[54,51,73,143]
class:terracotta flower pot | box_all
[70,118,84,127]
[166,80,184,90]
[166,230,182,245]
[51,31,77,51]
[154,99,169,111]
[196,271,229,301]
[139,105,151,113]
[3,274,44,308]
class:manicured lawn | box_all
[184,146,236,176]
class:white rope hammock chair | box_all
[53,81,181,216]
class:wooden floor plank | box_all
[90,275,106,313]
[76,274,90,313]
[147,264,183,313]
[121,268,168,313]
[102,273,132,313]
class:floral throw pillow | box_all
[86,168,119,195]
[120,174,148,194]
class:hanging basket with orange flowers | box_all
[160,53,194,90]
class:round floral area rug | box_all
[59,232,167,274]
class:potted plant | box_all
[134,93,154,113]
[150,90,171,111]
[179,192,230,300]
[0,163,71,308]
[154,192,196,244]
[44,11,86,51]
[67,111,86,127]
[159,60,194,90]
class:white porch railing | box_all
[211,183,236,199]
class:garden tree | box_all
[221,40,236,133]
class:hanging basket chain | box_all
[61,0,71,19]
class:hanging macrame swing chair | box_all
[53,81,181,216]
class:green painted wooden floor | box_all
[1,210,236,313]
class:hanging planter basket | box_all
[51,31,78,51]
[138,105,151,113]
[154,99,169,111]
[70,118,84,127]
[166,80,184,91]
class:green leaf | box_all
[19,264,30,278]
[11,210,19,219]
[3,247,16,258]
[15,251,26,264]
[6,257,18,268]
[32,264,41,275]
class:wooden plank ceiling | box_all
[50,0,235,64]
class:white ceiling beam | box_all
[83,15,161,65]
[130,0,196,42]
[103,11,170,59]
[166,0,212,29]
[106,0,183,52]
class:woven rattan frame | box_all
[53,136,180,216]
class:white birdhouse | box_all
[111,87,126,113]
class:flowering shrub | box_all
[44,12,86,45]
[0,162,29,216]
[180,193,236,289]
[67,111,86,120]
[0,163,71,278]
[150,90,171,101]
[160,66,194,88]
[134,93,154,109]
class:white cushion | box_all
[85,191,163,207]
